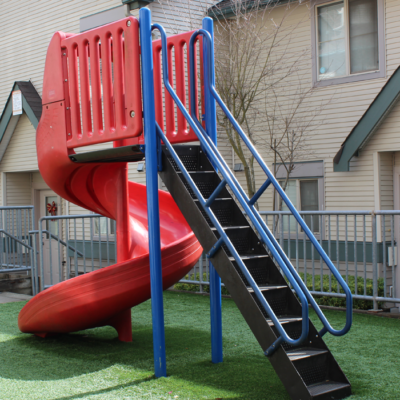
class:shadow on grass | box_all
[0,323,287,399]
[52,375,156,400]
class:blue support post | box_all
[139,7,167,378]
[202,16,223,364]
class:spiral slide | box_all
[17,26,203,339]
[18,123,202,340]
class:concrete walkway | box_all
[0,292,32,304]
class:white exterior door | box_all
[39,190,60,287]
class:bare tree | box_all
[159,0,327,210]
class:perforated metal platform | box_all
[69,145,144,163]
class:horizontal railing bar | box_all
[0,230,34,250]
[374,210,400,215]
[259,211,374,216]
[39,214,104,221]
[178,279,226,287]
[0,206,34,210]
[0,267,32,272]
[309,291,400,304]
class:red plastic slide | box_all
[18,25,202,341]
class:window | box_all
[93,216,116,238]
[274,161,324,235]
[312,0,384,86]
[279,179,321,233]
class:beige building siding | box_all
[32,171,47,186]
[0,114,38,173]
[149,0,211,34]
[0,0,123,111]
[210,0,400,215]
[380,152,394,211]
[5,172,31,206]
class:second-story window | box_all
[314,0,384,85]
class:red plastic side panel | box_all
[127,31,204,147]
[42,32,69,105]
[60,17,143,149]
[153,31,204,144]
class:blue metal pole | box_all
[202,16,223,364]
[139,7,167,378]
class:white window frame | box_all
[276,178,324,236]
[274,161,325,239]
[311,0,385,87]
[91,214,116,241]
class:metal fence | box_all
[0,206,36,293]
[33,214,116,292]
[33,210,400,309]
[181,211,400,309]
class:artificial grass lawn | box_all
[0,292,399,400]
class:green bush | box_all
[174,273,230,296]
[298,272,385,310]
[174,272,384,310]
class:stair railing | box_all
[152,23,310,355]
[188,29,353,339]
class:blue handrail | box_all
[152,23,309,354]
[188,28,353,338]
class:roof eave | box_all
[333,66,400,172]
[207,0,289,19]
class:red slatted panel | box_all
[153,31,204,144]
[62,17,142,149]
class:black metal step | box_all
[69,145,144,163]
[195,199,249,228]
[165,145,214,172]
[247,285,287,292]
[308,381,351,398]
[211,226,249,231]
[228,254,269,261]
[231,256,286,288]
[286,348,328,361]
[294,351,330,386]
[214,226,265,257]
[267,316,303,326]
[251,286,301,319]
[178,171,230,200]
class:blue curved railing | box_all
[188,28,353,340]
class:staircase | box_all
[160,145,351,400]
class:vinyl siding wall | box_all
[5,172,31,206]
[1,0,400,228]
[211,0,400,217]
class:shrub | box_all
[298,273,385,310]
[174,273,230,296]
[174,272,384,310]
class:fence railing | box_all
[33,214,116,292]
[0,206,36,293]
[34,210,400,310]
[182,211,400,310]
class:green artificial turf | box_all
[0,291,399,399]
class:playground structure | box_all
[18,9,353,400]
